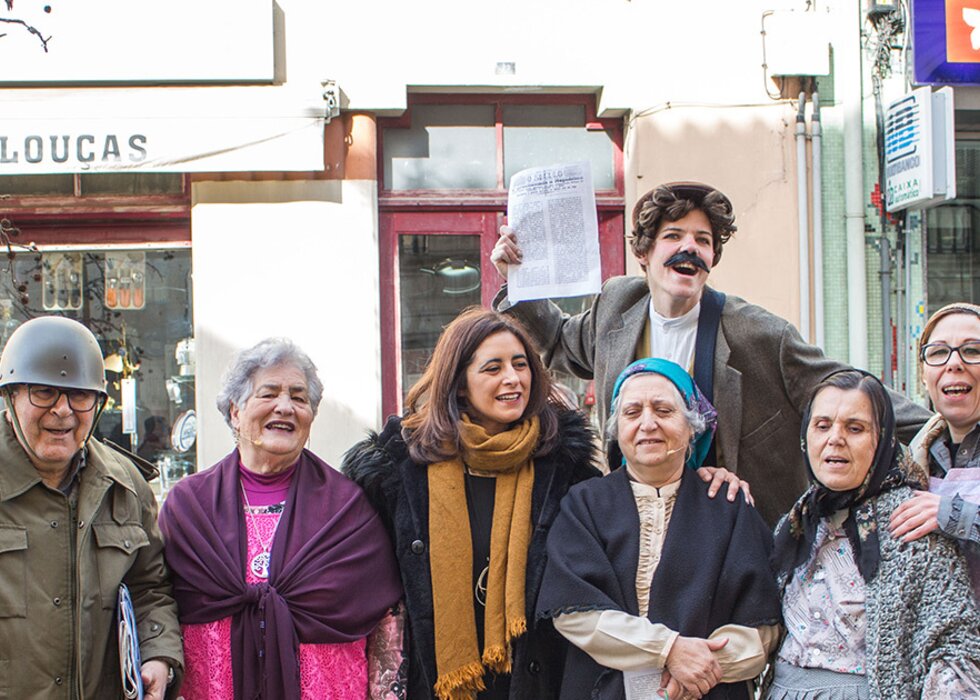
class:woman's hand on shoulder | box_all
[697,467,754,506]
[665,635,727,698]
[889,490,941,542]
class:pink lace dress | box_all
[179,502,405,699]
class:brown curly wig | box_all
[630,182,737,268]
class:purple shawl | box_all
[159,449,403,700]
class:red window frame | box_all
[378,93,624,208]
[0,174,190,245]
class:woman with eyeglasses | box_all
[890,303,980,598]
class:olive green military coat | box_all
[0,415,182,699]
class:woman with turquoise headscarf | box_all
[537,359,782,700]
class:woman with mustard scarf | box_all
[343,307,600,700]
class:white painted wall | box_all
[191,179,381,469]
[293,0,814,112]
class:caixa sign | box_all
[0,133,148,167]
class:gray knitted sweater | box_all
[776,484,980,699]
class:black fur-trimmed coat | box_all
[342,409,601,700]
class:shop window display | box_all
[0,248,195,498]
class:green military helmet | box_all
[0,316,107,394]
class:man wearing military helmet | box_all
[0,316,182,699]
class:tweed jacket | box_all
[0,416,182,700]
[341,409,600,700]
[495,276,932,525]
[774,484,980,699]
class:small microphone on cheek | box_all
[238,429,263,447]
[664,442,685,456]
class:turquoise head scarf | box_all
[609,357,718,469]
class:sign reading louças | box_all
[0,133,148,166]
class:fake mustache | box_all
[663,250,710,272]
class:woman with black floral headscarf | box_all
[768,370,980,699]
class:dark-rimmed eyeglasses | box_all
[25,384,99,412]
[920,341,980,367]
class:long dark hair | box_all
[402,307,559,464]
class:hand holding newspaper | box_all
[505,161,602,303]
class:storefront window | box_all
[926,141,980,313]
[0,247,195,498]
[383,105,497,190]
[381,97,620,194]
[503,104,616,189]
[378,95,624,419]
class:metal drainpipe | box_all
[812,91,825,349]
[880,235,892,385]
[796,92,811,342]
[840,0,868,368]
[904,211,915,395]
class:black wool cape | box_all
[537,467,782,700]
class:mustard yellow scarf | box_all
[429,415,539,700]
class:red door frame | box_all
[379,210,499,417]
[378,94,625,418]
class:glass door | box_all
[380,211,498,415]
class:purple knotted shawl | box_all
[159,449,403,700]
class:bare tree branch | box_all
[0,15,49,52]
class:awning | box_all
[0,85,328,174]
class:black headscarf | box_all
[773,370,911,583]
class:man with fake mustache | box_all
[491,181,930,525]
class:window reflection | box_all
[398,234,481,401]
[383,105,496,190]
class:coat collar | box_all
[606,291,651,399]
[0,412,136,502]
[711,306,742,472]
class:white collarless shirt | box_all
[646,300,700,370]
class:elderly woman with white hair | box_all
[159,338,405,700]
[537,358,782,700]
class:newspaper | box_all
[506,161,602,303]
[622,668,664,700]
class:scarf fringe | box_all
[482,643,510,675]
[434,661,486,700]
[480,617,527,675]
[506,615,527,642]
